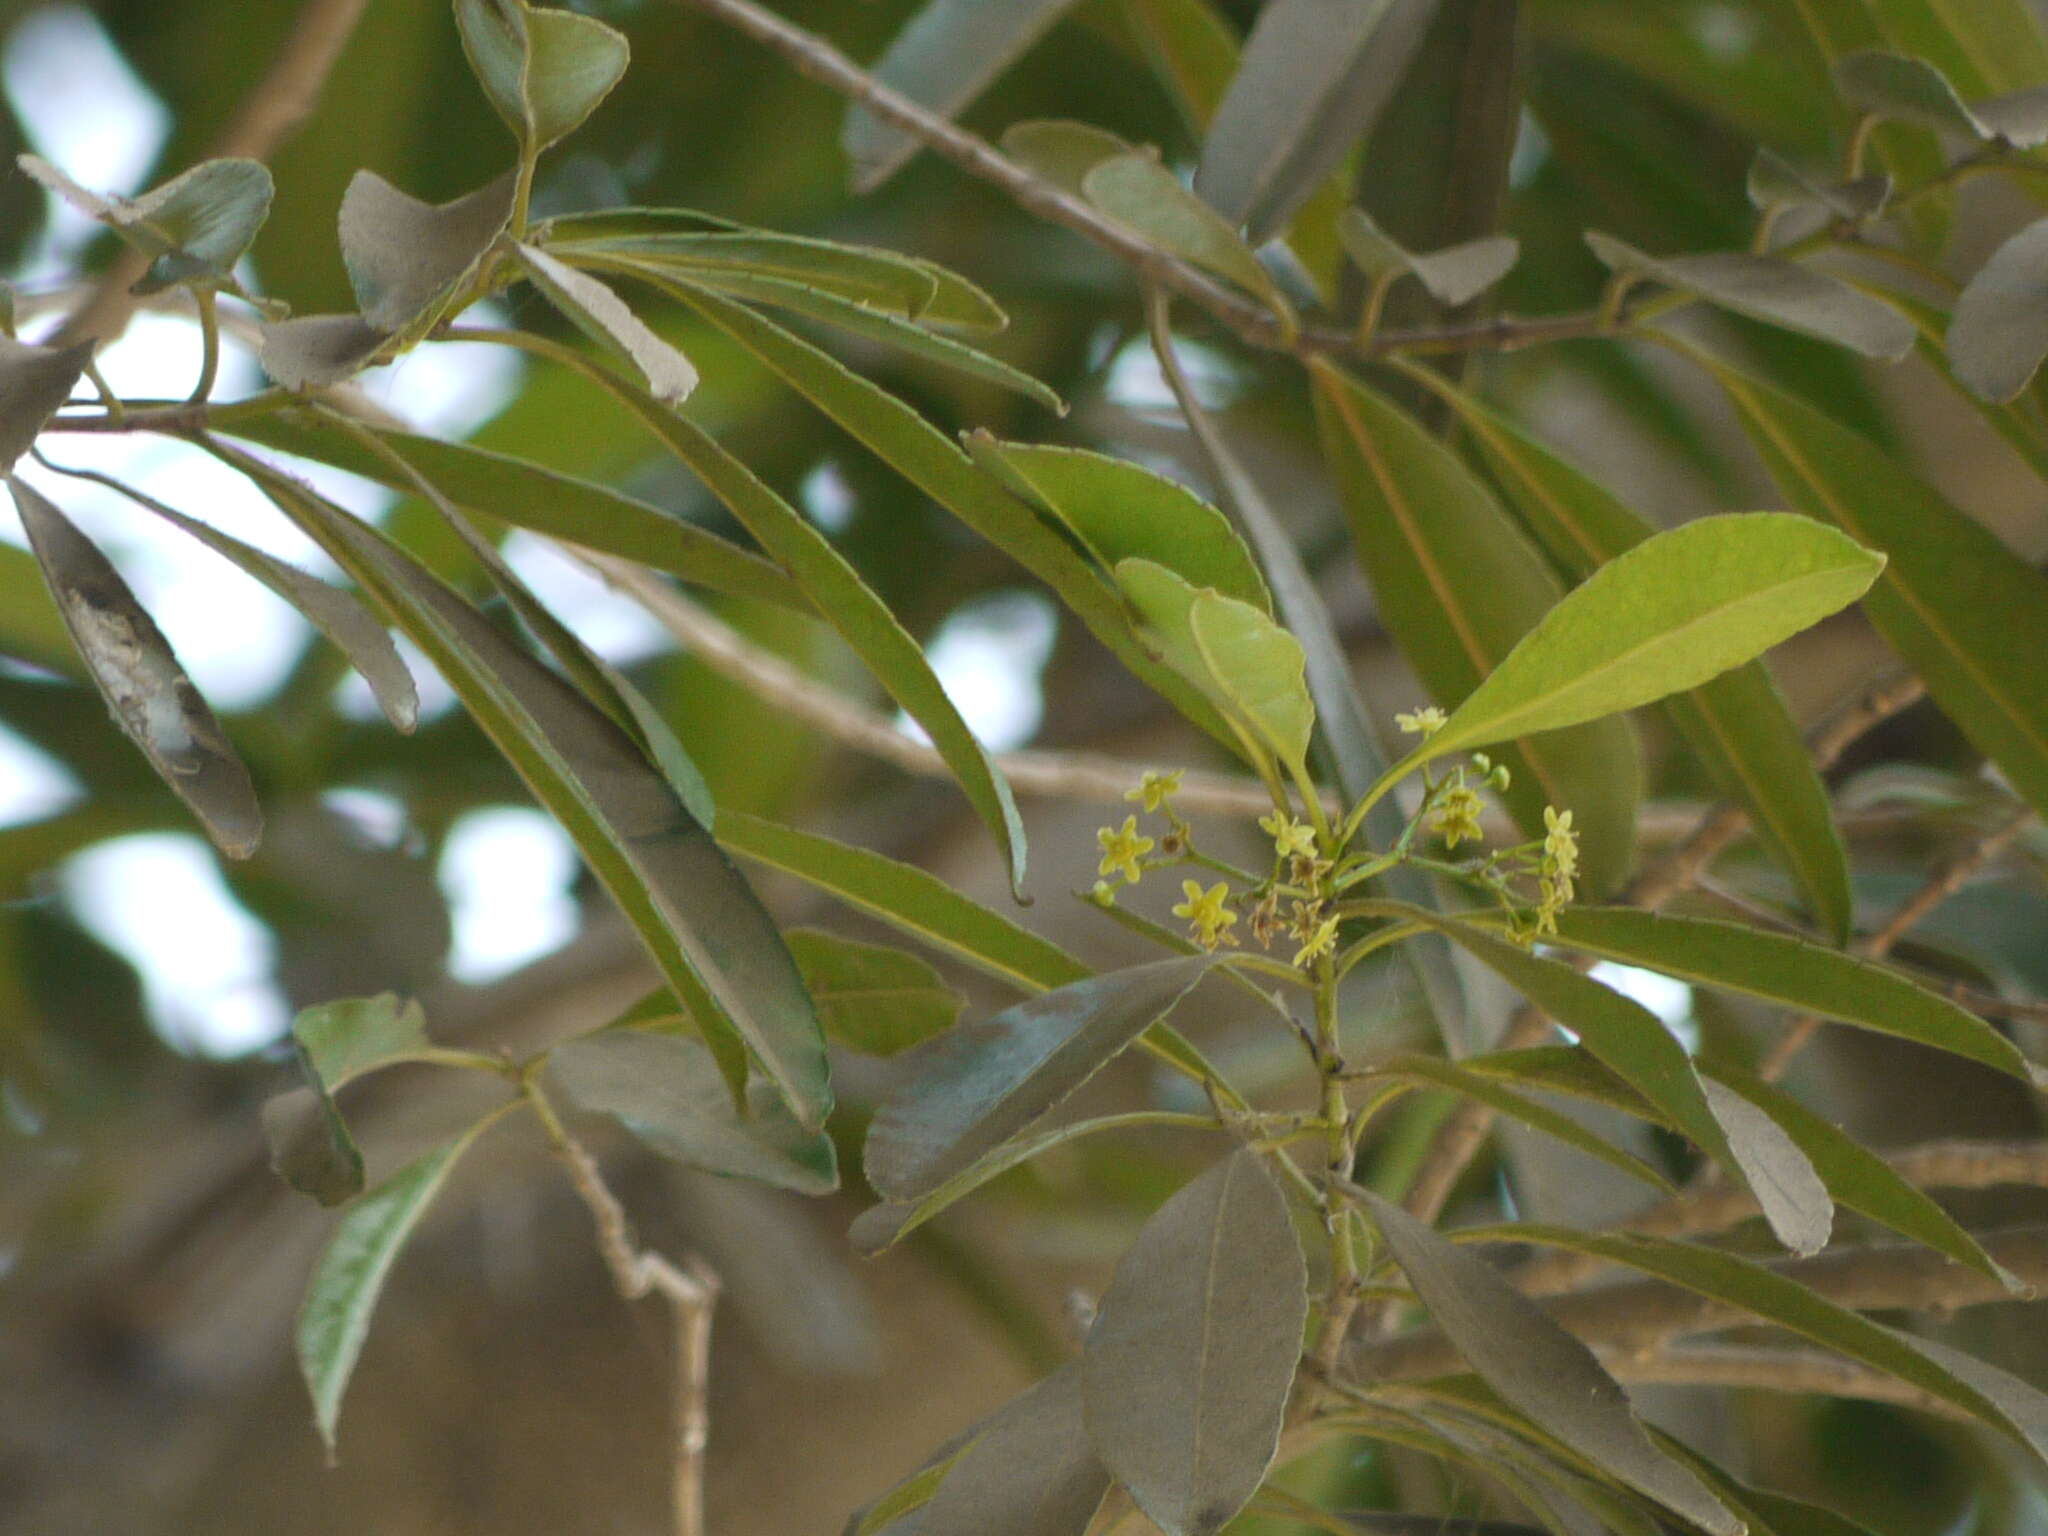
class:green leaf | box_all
[18,154,272,292]
[1338,208,1519,306]
[7,476,263,858]
[554,335,1030,899]
[1117,558,1313,771]
[1587,230,1915,361]
[257,314,390,392]
[0,333,94,471]
[1404,513,1884,768]
[999,119,1132,195]
[841,0,1088,192]
[547,1030,837,1193]
[850,1445,970,1536]
[225,415,805,611]
[296,1107,509,1452]
[223,453,831,1126]
[715,809,1086,993]
[1698,1058,2020,1289]
[1082,1149,1307,1536]
[1698,1076,1833,1257]
[454,0,630,154]
[1194,0,1439,243]
[339,169,515,338]
[294,993,432,1091]
[640,269,1240,748]
[1310,362,1642,894]
[1947,215,2048,401]
[1489,1224,2048,1464]
[864,954,1217,1199]
[1456,1045,1660,1122]
[1833,50,1986,138]
[1444,390,1852,942]
[1746,148,1890,221]
[963,436,1271,610]
[262,1081,364,1208]
[1370,1054,1676,1194]
[1545,908,2044,1086]
[910,1365,1111,1536]
[1710,360,2048,826]
[1082,151,1293,321]
[1358,1191,1740,1535]
[783,927,963,1056]
[512,243,697,402]
[544,227,938,314]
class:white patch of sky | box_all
[896,590,1058,753]
[1102,332,1240,414]
[1589,960,1700,1050]
[0,720,79,823]
[799,458,856,533]
[438,807,581,984]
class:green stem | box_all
[188,287,221,404]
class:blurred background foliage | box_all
[5,0,2048,1531]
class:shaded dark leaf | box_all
[0,333,93,470]
[262,1081,364,1208]
[912,1364,1110,1536]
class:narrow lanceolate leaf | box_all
[543,226,940,314]
[512,243,697,402]
[1405,513,1883,768]
[864,954,1217,1199]
[1446,391,1852,942]
[1699,1078,1832,1257]
[1310,362,1641,895]
[1545,908,2044,1086]
[0,333,94,470]
[1082,152,1292,321]
[963,436,1271,610]
[1494,1225,2048,1465]
[1948,216,2048,401]
[297,1108,508,1452]
[1195,0,1441,242]
[8,476,262,857]
[1698,1058,2019,1289]
[1709,361,2048,829]
[226,415,803,611]
[547,1030,837,1194]
[454,0,630,154]
[783,927,963,1056]
[1358,1193,1739,1535]
[1587,231,1916,361]
[228,457,830,1125]
[842,0,1087,192]
[715,810,1086,993]
[19,154,271,292]
[562,341,1028,899]
[913,1365,1111,1536]
[124,490,417,731]
[1083,1150,1307,1536]
[645,270,1238,747]
[338,169,515,338]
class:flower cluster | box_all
[1535,806,1579,935]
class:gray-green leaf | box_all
[1338,208,1518,306]
[1083,152,1292,320]
[512,242,698,402]
[18,154,272,292]
[339,169,515,337]
[1700,1077,1832,1257]
[913,1364,1111,1536]
[454,0,630,154]
[0,333,93,470]
[1948,216,2048,401]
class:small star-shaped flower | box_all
[1096,815,1156,884]
[1258,810,1317,860]
[1291,914,1340,969]
[1126,770,1184,814]
[1396,706,1448,738]
[1431,784,1485,850]
[1172,878,1238,949]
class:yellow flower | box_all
[1258,809,1317,860]
[1126,769,1184,814]
[1431,784,1485,849]
[1396,706,1448,738]
[1291,914,1340,969]
[1542,805,1579,890]
[1096,815,1156,884]
[1172,879,1238,949]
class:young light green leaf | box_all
[1082,1149,1307,1536]
[1699,1077,1832,1257]
[1833,50,1987,138]
[225,415,803,611]
[511,242,697,402]
[1358,1192,1740,1535]
[999,119,1132,194]
[1948,216,2048,401]
[864,954,1217,1200]
[1194,0,1440,242]
[224,453,831,1126]
[716,809,1086,994]
[913,1364,1112,1536]
[1444,388,1852,941]
[338,169,515,337]
[1545,908,2044,1086]
[1403,513,1883,768]
[8,475,262,857]
[1698,1058,2020,1289]
[294,994,433,1091]
[963,436,1270,610]
[1711,361,2048,826]
[0,333,93,470]
[547,1030,837,1194]
[454,0,630,154]
[1746,148,1889,221]
[19,154,272,292]
[1587,230,1915,360]
[297,1109,509,1451]
[783,927,963,1056]
[1310,361,1641,894]
[1083,152,1292,321]
[1339,208,1519,306]
[842,0,1087,191]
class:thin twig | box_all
[1601,1345,1965,1419]
[52,0,374,347]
